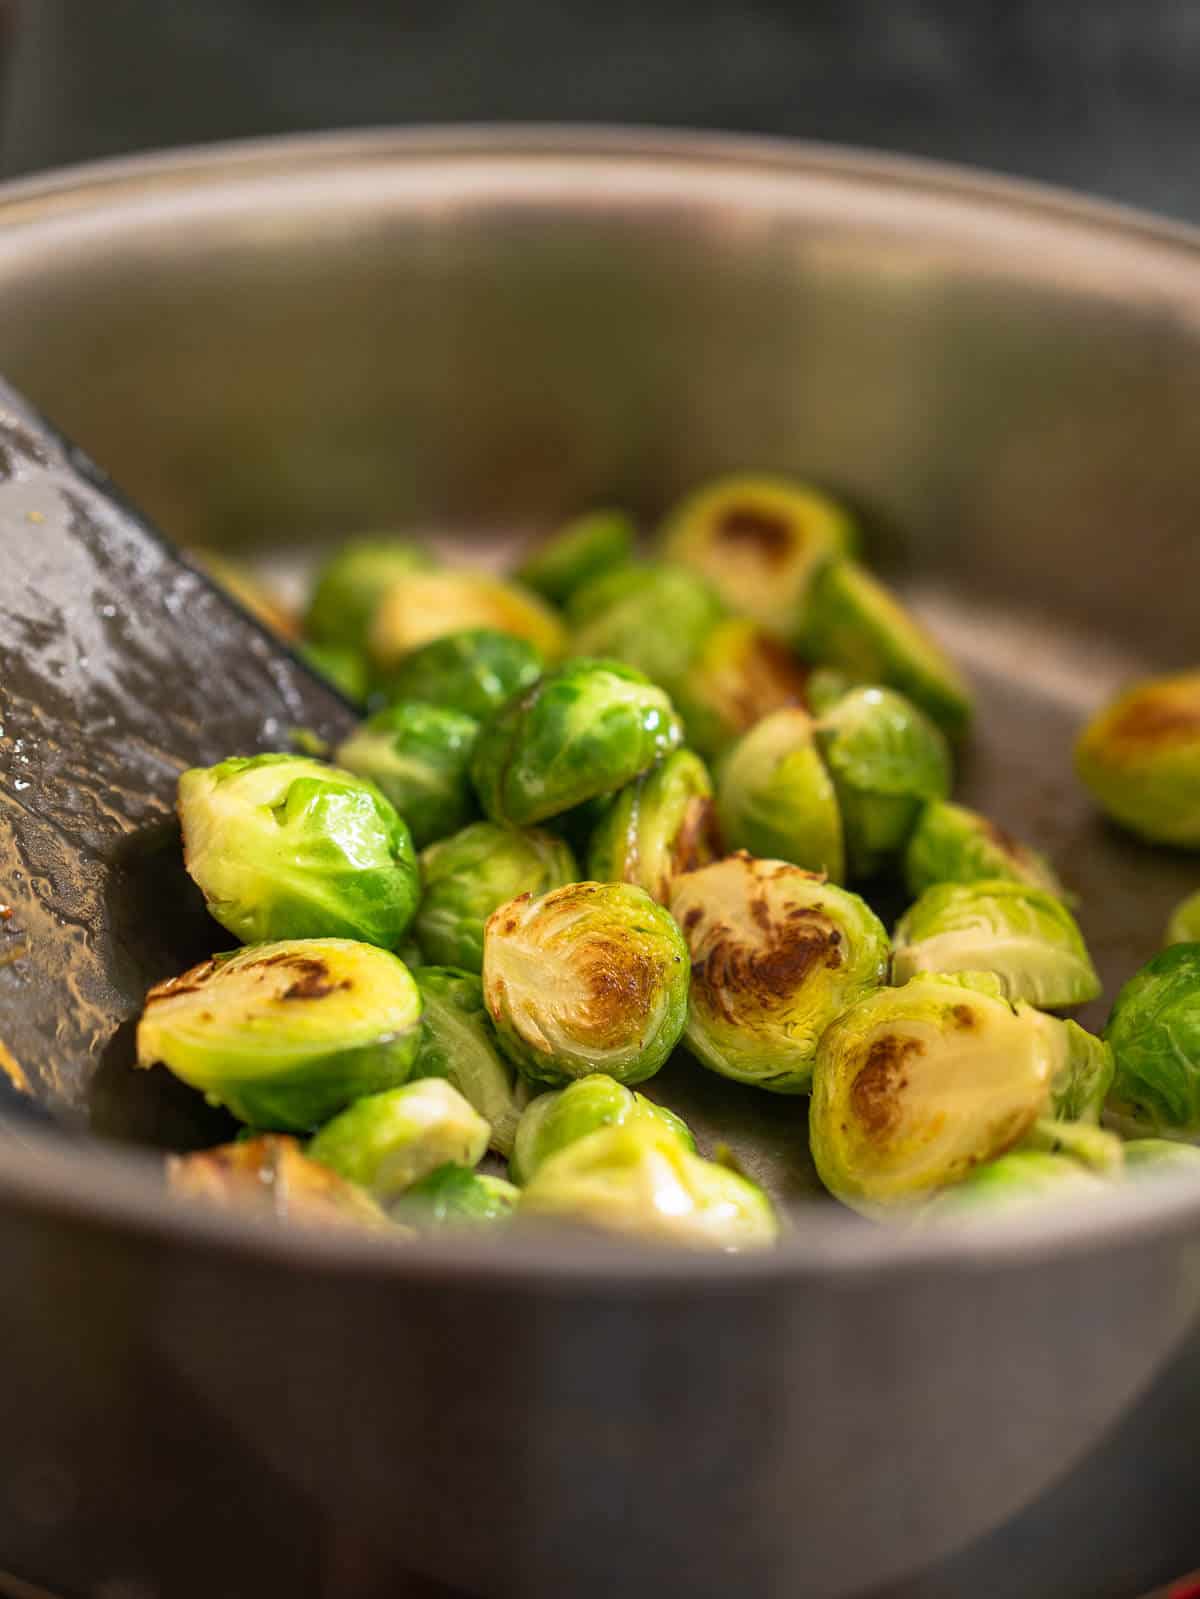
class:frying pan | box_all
[1,129,1199,1599]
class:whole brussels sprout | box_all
[1104,943,1200,1138]
[335,702,479,849]
[715,709,844,881]
[1123,1139,1200,1179]
[379,628,543,721]
[564,560,659,628]
[1075,670,1200,847]
[672,617,811,761]
[660,473,857,640]
[1167,890,1200,946]
[179,753,420,949]
[392,1164,520,1228]
[797,559,973,739]
[509,1073,695,1185]
[809,973,1064,1212]
[409,966,531,1156]
[587,748,722,904]
[136,938,424,1131]
[917,1151,1109,1222]
[516,510,637,606]
[304,536,433,649]
[892,879,1100,1010]
[570,563,727,701]
[518,1124,778,1250]
[669,853,889,1093]
[482,881,690,1088]
[470,659,684,827]
[308,1079,490,1203]
[168,1134,390,1229]
[815,686,952,878]
[299,641,370,703]
[414,821,578,972]
[904,800,1065,900]
[369,569,566,670]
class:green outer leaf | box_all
[379,628,544,721]
[409,966,531,1156]
[335,702,479,849]
[587,748,721,903]
[304,537,433,649]
[904,800,1065,899]
[1104,943,1200,1135]
[715,709,844,881]
[516,510,637,605]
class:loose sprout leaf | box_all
[1104,943,1200,1137]
[904,799,1066,900]
[369,569,566,670]
[335,701,480,849]
[587,748,722,904]
[1075,670,1200,848]
[508,1073,695,1186]
[516,509,637,606]
[308,1079,490,1203]
[409,966,531,1157]
[715,708,845,882]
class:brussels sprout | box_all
[379,628,543,721]
[392,1164,519,1228]
[369,570,566,670]
[409,966,531,1156]
[518,1125,778,1250]
[308,1079,490,1202]
[809,973,1063,1212]
[335,703,479,849]
[797,559,973,739]
[516,510,637,606]
[1075,671,1200,847]
[715,709,844,881]
[892,880,1100,1010]
[904,800,1065,900]
[1039,1016,1115,1123]
[178,754,420,948]
[414,821,578,973]
[815,686,951,878]
[805,667,854,717]
[304,536,433,649]
[470,659,684,827]
[482,881,690,1087]
[136,938,424,1131]
[168,1134,391,1229]
[1123,1139,1200,1179]
[564,560,661,627]
[1166,890,1200,946]
[674,618,812,760]
[917,1152,1109,1221]
[1104,943,1200,1137]
[509,1073,695,1185]
[299,641,370,703]
[196,551,298,639]
[660,473,857,639]
[669,854,889,1093]
[570,563,727,701]
[587,749,722,904]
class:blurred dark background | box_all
[2,0,1200,225]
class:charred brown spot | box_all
[580,946,660,1039]
[670,796,723,880]
[695,914,844,1021]
[749,895,773,934]
[269,956,351,1001]
[714,506,797,564]
[683,906,704,933]
[503,917,518,934]
[951,1004,978,1030]
[850,1035,925,1142]
[146,958,218,1002]
[1110,691,1200,745]
[980,818,1022,856]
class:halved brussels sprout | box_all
[809,974,1062,1212]
[672,618,811,760]
[470,659,684,827]
[409,966,531,1156]
[369,570,566,670]
[482,881,690,1087]
[1123,1139,1200,1179]
[304,536,433,649]
[196,552,298,639]
[1075,671,1200,847]
[1167,891,1200,947]
[516,510,637,606]
[509,1073,695,1185]
[892,880,1100,1010]
[335,702,479,849]
[299,641,370,703]
[136,938,423,1130]
[917,1151,1109,1222]
[379,628,544,721]
[815,686,952,878]
[168,1134,390,1229]
[414,821,578,973]
[669,854,889,1093]
[587,748,722,904]
[1104,943,1200,1138]
[715,709,844,881]
[660,474,857,640]
[570,563,727,701]
[518,1124,778,1250]
[308,1078,490,1203]
[392,1164,520,1228]
[797,559,973,739]
[904,800,1065,900]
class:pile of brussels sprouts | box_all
[149,476,1200,1250]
